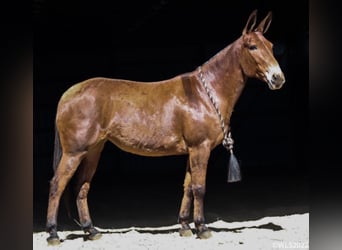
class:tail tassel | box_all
[223,131,242,183]
[227,149,241,183]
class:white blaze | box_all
[265,64,283,84]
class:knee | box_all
[192,184,205,197]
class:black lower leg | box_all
[178,216,193,237]
[46,223,60,245]
[194,221,212,239]
[178,184,193,237]
[192,184,212,239]
[178,187,193,229]
[178,215,191,228]
[82,222,102,240]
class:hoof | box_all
[47,236,61,246]
[197,229,212,239]
[88,231,102,241]
[179,228,193,237]
[86,227,102,241]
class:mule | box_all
[46,9,285,244]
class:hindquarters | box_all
[56,79,112,154]
[47,79,111,244]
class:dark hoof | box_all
[88,231,102,241]
[197,229,212,239]
[86,227,102,241]
[47,236,61,246]
[179,228,193,237]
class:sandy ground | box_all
[33,213,308,250]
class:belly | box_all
[107,130,188,157]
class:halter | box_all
[198,66,234,153]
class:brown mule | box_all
[46,9,285,244]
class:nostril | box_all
[272,74,279,81]
[271,74,284,85]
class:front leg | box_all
[192,184,212,239]
[188,142,212,239]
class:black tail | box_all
[53,126,62,173]
[53,126,75,220]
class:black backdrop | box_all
[34,0,308,232]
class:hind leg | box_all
[46,151,86,245]
[74,143,104,240]
[178,159,194,237]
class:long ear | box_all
[255,11,272,33]
[242,9,257,35]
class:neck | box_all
[197,38,247,128]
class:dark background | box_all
[33,0,308,233]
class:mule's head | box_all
[239,10,285,90]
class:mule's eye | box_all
[249,45,257,50]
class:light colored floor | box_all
[33,213,309,250]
